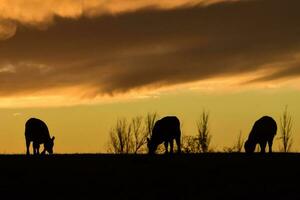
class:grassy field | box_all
[0,153,299,199]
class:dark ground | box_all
[0,153,299,199]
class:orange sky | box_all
[0,0,299,153]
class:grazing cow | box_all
[244,116,277,153]
[25,118,55,155]
[147,116,181,154]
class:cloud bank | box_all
[0,0,300,100]
[0,0,228,39]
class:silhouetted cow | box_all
[244,116,277,153]
[25,118,55,155]
[147,116,181,154]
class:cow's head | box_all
[244,140,256,153]
[44,136,55,154]
[147,138,156,154]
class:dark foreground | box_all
[0,153,299,199]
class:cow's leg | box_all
[33,142,39,155]
[26,139,30,155]
[41,148,46,155]
[164,142,169,154]
[260,142,266,153]
[170,140,174,154]
[36,145,40,155]
[32,142,36,155]
[176,137,181,154]
[268,139,273,153]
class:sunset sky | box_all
[0,0,300,153]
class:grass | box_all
[0,153,299,199]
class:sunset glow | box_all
[0,0,299,153]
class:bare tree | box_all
[279,106,293,152]
[145,112,158,138]
[181,111,212,153]
[223,131,244,153]
[131,116,146,154]
[108,118,132,153]
[107,113,158,154]
[197,110,211,153]
[235,131,244,152]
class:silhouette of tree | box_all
[279,106,293,152]
[181,111,213,153]
[107,113,158,154]
[108,118,133,153]
[131,116,146,154]
[224,131,244,153]
[235,131,244,152]
[145,112,158,138]
[197,110,211,153]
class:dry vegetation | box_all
[279,106,294,152]
[107,106,296,154]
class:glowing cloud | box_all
[0,0,300,107]
[0,0,231,39]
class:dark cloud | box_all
[0,0,300,97]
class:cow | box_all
[25,118,55,155]
[147,116,181,154]
[244,116,277,153]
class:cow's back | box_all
[249,116,277,142]
[152,116,180,141]
[25,118,50,143]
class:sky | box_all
[0,0,300,153]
